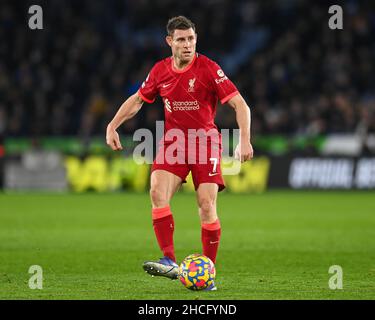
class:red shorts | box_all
[151,139,225,192]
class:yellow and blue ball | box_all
[178,254,216,290]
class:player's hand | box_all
[234,141,254,163]
[106,125,123,151]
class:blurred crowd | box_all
[0,0,375,140]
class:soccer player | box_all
[106,16,253,290]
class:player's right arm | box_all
[106,92,144,151]
[106,64,159,151]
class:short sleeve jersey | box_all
[138,53,239,136]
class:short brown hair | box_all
[166,16,195,36]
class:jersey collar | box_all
[171,53,197,74]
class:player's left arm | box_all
[227,93,254,162]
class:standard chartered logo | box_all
[164,99,200,112]
[173,100,199,111]
[164,98,172,112]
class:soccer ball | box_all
[178,254,216,290]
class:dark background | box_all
[0,1,374,145]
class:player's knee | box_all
[198,197,215,216]
[150,186,168,207]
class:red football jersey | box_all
[138,53,239,136]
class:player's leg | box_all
[143,169,184,279]
[196,183,221,264]
[149,169,182,262]
[191,138,224,264]
[195,182,220,291]
[150,169,182,208]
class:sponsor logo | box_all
[172,100,199,110]
[164,99,200,112]
[208,172,219,177]
[217,69,225,77]
[288,157,375,189]
[164,98,172,112]
[215,69,228,84]
[188,78,196,92]
[289,158,354,188]
[162,83,172,88]
[215,76,228,84]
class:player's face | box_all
[166,28,197,63]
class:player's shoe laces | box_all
[143,257,179,280]
[204,282,217,291]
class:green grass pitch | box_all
[0,191,374,299]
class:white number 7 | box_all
[209,157,218,173]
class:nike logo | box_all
[208,172,219,177]
[210,241,219,244]
[162,83,172,88]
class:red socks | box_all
[152,206,176,262]
[152,206,221,265]
[201,219,221,264]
